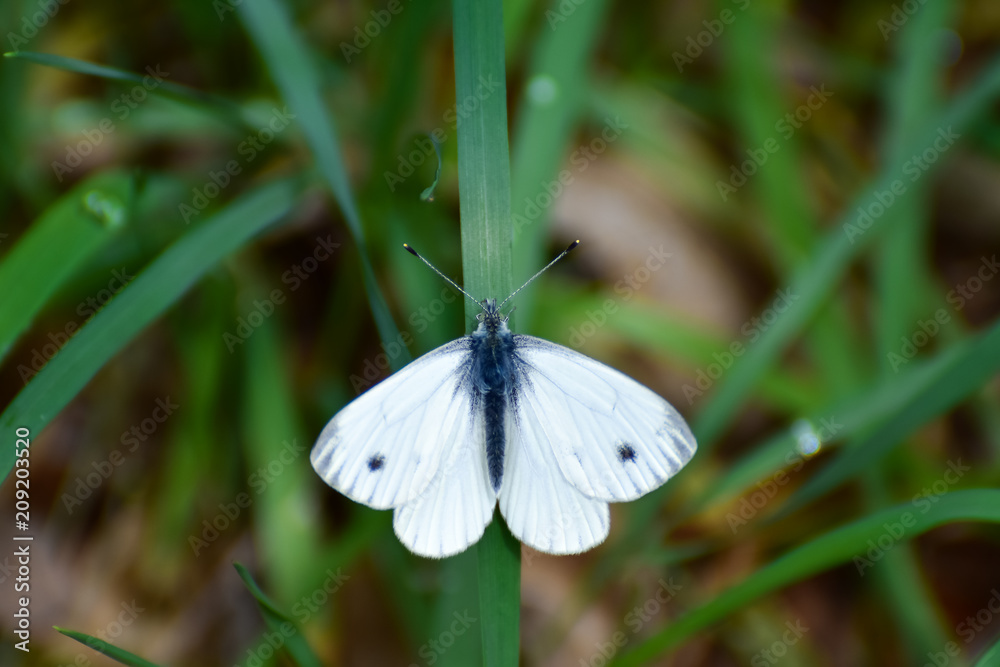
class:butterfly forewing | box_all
[511,336,697,503]
[311,339,474,509]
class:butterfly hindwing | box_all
[393,406,496,558]
[509,335,697,503]
[499,395,611,555]
[311,338,476,510]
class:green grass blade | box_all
[0,170,134,362]
[476,513,521,667]
[725,7,864,400]
[0,177,302,483]
[724,6,814,269]
[509,0,609,329]
[874,1,951,362]
[863,473,952,663]
[613,489,1000,665]
[233,562,323,667]
[973,635,1000,667]
[784,318,1000,513]
[243,301,322,602]
[692,53,1000,447]
[452,0,519,664]
[870,5,956,659]
[686,343,956,516]
[3,51,249,124]
[236,0,406,367]
[453,0,514,305]
[53,627,161,667]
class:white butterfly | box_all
[311,241,697,558]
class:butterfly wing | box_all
[499,398,611,554]
[311,338,479,510]
[508,335,697,504]
[393,404,495,558]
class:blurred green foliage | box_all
[1,0,999,665]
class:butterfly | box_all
[311,241,697,558]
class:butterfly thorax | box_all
[470,299,516,394]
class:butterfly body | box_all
[468,299,516,491]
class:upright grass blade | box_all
[874,1,950,361]
[725,5,863,399]
[53,627,161,667]
[452,0,519,665]
[0,177,302,482]
[724,6,813,269]
[871,5,955,660]
[0,170,134,362]
[236,0,407,369]
[613,489,1000,665]
[243,303,322,603]
[509,0,609,330]
[453,0,514,305]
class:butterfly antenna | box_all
[498,239,580,311]
[403,244,484,310]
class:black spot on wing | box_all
[367,454,386,471]
[616,442,637,463]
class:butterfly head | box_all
[475,298,511,335]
